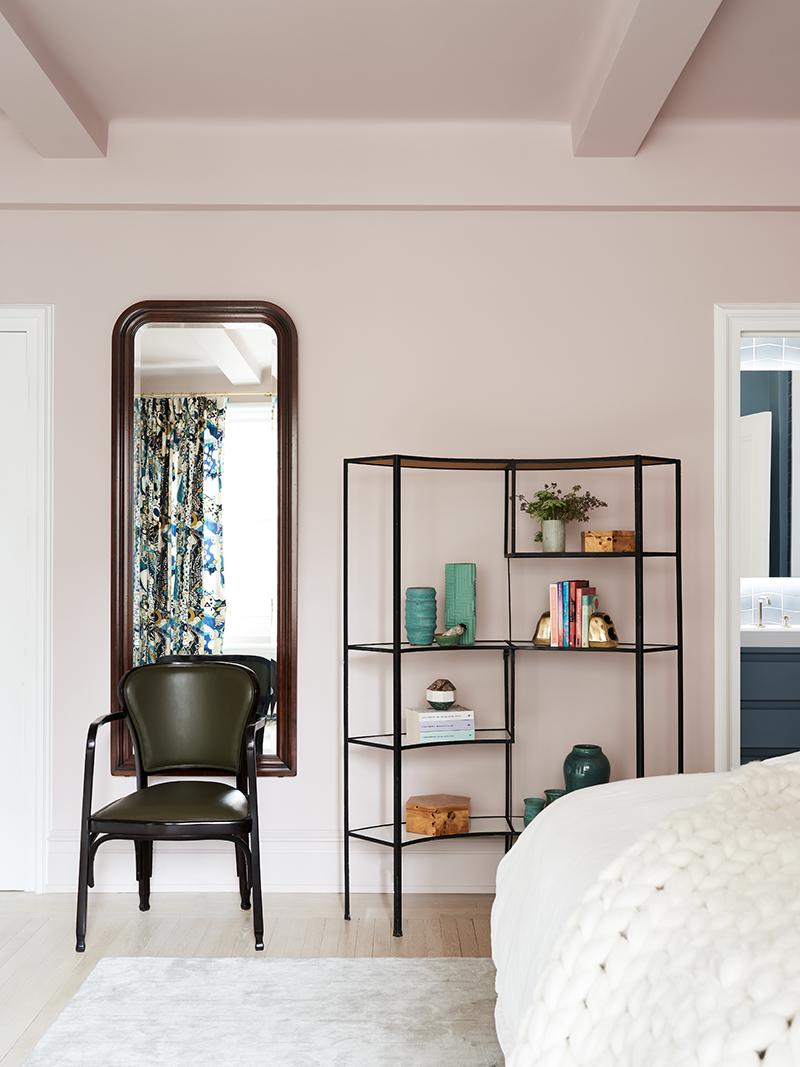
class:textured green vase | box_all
[544,787,566,806]
[405,587,437,645]
[563,744,611,791]
[444,563,476,646]
[523,796,546,827]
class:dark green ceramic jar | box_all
[563,744,610,792]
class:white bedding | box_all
[491,771,722,1056]
[492,755,800,1059]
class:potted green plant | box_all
[517,483,607,552]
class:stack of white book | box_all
[405,705,476,744]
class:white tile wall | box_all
[741,335,800,371]
[740,577,800,627]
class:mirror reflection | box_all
[740,335,800,579]
[133,321,278,753]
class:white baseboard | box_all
[46,830,504,894]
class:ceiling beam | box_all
[572,0,723,158]
[0,6,106,157]
[196,329,261,386]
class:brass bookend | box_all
[588,612,619,649]
[532,611,551,646]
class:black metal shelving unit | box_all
[343,453,684,937]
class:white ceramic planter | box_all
[541,519,566,553]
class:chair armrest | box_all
[81,710,128,824]
[86,710,127,751]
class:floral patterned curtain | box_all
[133,396,227,664]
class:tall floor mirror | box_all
[111,301,297,775]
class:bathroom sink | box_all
[740,626,800,647]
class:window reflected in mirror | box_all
[133,321,278,755]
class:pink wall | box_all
[2,206,797,892]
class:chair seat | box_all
[91,781,249,826]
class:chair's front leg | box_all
[75,711,127,953]
[75,820,91,952]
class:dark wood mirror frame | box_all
[110,300,297,776]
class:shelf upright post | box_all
[510,462,517,555]
[504,647,516,852]
[633,456,645,777]
[342,459,351,920]
[675,460,685,773]
[391,455,403,937]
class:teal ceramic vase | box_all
[544,787,566,806]
[523,796,546,826]
[563,744,611,792]
[405,587,437,645]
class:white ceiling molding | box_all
[571,0,724,158]
[194,329,261,386]
[0,6,106,157]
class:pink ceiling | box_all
[662,0,800,119]
[0,0,615,121]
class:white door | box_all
[739,411,772,577]
[0,311,52,890]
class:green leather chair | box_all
[76,661,266,952]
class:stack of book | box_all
[548,580,599,648]
[405,705,476,744]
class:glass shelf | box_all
[349,815,519,847]
[349,728,512,751]
[347,640,510,654]
[505,550,677,559]
[348,640,678,655]
[512,641,679,654]
[345,453,678,471]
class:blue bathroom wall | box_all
[741,370,792,576]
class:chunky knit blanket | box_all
[509,761,800,1067]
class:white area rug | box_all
[27,957,502,1066]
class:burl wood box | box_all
[581,530,636,553]
[405,794,471,836]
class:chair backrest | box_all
[119,662,260,774]
[157,654,277,720]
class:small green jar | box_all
[563,744,610,792]
[544,787,566,805]
[523,796,546,827]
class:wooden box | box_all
[405,794,471,836]
[581,530,636,553]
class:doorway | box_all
[0,307,53,891]
[714,305,800,771]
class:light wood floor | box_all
[0,892,493,1066]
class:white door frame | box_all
[714,304,800,772]
[0,305,53,891]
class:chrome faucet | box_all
[756,596,772,627]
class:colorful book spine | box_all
[562,580,569,647]
[549,584,559,647]
[571,581,589,648]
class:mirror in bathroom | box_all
[740,335,800,579]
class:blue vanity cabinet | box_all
[741,647,800,762]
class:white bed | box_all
[491,759,798,1059]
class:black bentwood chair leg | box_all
[76,710,126,953]
[136,840,152,911]
[75,822,91,952]
[246,719,266,950]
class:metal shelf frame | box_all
[342,452,684,937]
